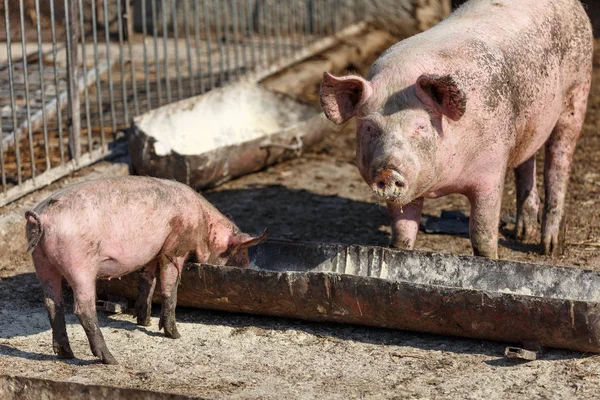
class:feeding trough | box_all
[128,82,332,189]
[98,240,600,354]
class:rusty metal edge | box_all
[0,375,205,400]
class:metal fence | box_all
[0,0,361,206]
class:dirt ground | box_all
[0,31,599,399]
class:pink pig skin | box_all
[320,0,593,259]
[25,176,268,365]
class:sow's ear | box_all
[320,72,374,125]
[416,74,467,121]
[228,228,269,251]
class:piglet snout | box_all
[372,169,405,200]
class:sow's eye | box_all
[361,121,380,138]
[412,118,432,136]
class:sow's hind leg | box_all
[542,81,590,257]
[514,154,540,243]
[32,250,74,359]
[158,255,186,339]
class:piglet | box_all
[25,176,267,365]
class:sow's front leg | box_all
[467,175,505,259]
[158,255,185,339]
[387,198,424,250]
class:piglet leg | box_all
[71,276,118,365]
[387,198,424,250]
[134,260,158,327]
[158,256,184,339]
[33,251,74,359]
[542,82,590,256]
[514,154,540,243]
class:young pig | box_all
[25,176,268,365]
[320,0,592,258]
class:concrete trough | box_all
[98,240,600,354]
[128,82,332,189]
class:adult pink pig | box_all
[25,176,268,365]
[320,0,592,258]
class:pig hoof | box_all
[515,225,537,243]
[541,237,563,257]
[164,327,181,339]
[53,342,74,359]
[136,316,152,327]
[389,239,413,250]
[101,354,119,365]
[56,349,75,359]
[515,214,538,243]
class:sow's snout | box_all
[371,168,406,201]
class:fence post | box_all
[65,0,81,163]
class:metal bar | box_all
[246,0,256,70]
[34,0,50,169]
[90,0,106,149]
[78,0,93,154]
[287,0,293,54]
[50,0,65,165]
[182,0,196,95]
[65,0,81,163]
[306,0,313,42]
[5,0,22,184]
[117,0,129,124]
[192,0,205,93]
[266,0,274,63]
[214,0,225,84]
[126,0,140,115]
[238,0,248,73]
[223,0,232,80]
[257,0,265,66]
[203,0,214,89]
[160,0,172,103]
[313,0,319,36]
[141,0,151,111]
[0,123,5,194]
[19,0,35,179]
[273,0,281,61]
[102,0,116,133]
[171,0,183,100]
[150,0,163,107]
[333,0,339,33]
[231,0,240,78]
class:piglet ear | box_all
[228,228,269,250]
[320,72,373,125]
[416,74,467,121]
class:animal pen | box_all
[0,0,362,206]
